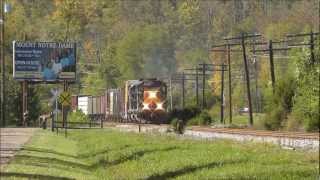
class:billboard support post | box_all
[22,80,28,127]
[1,0,5,127]
[63,81,68,137]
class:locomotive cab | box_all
[141,79,167,124]
[125,79,167,124]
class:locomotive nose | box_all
[148,101,157,110]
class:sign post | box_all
[22,81,28,126]
[58,86,71,137]
[50,88,61,132]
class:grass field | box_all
[1,129,319,180]
[231,113,265,128]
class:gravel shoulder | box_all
[0,128,38,168]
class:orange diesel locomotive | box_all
[125,79,167,123]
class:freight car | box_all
[105,88,124,122]
[71,95,105,121]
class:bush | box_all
[186,117,200,126]
[289,48,320,132]
[285,114,302,131]
[284,47,320,132]
[198,111,212,125]
[292,90,320,131]
[208,104,221,122]
[170,118,185,134]
[263,105,285,130]
[187,110,212,126]
[263,75,296,130]
[168,107,201,123]
[68,109,89,123]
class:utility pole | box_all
[268,40,276,92]
[221,33,261,126]
[197,63,228,110]
[252,38,260,112]
[286,31,319,65]
[184,68,200,107]
[211,43,245,124]
[169,76,173,111]
[202,63,206,109]
[195,67,199,106]
[310,31,315,65]
[171,71,209,109]
[182,72,185,109]
[220,64,225,124]
[0,0,5,127]
[226,45,232,124]
[213,36,267,125]
[241,34,254,126]
[253,40,293,93]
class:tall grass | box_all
[2,129,318,179]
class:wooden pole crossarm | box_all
[210,49,242,52]
[211,43,240,48]
[224,33,261,41]
[271,40,290,44]
[288,43,312,46]
[198,64,228,66]
[212,41,267,49]
[174,73,212,76]
[184,68,202,71]
[252,48,290,52]
[287,32,319,37]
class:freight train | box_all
[71,79,167,124]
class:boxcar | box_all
[78,96,89,115]
[105,89,124,121]
[71,95,105,121]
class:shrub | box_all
[289,47,320,132]
[198,110,212,125]
[168,107,201,123]
[208,104,220,122]
[292,61,320,131]
[170,118,185,134]
[263,75,296,130]
[285,114,302,131]
[291,83,319,131]
[263,105,285,130]
[187,110,212,126]
[186,117,200,126]
[68,109,89,123]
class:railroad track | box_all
[104,122,319,140]
[189,127,319,140]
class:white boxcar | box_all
[78,96,89,115]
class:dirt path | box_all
[0,128,38,167]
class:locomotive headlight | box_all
[156,102,164,110]
[148,91,157,99]
[142,103,150,110]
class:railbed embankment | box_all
[103,122,319,151]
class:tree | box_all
[290,47,320,131]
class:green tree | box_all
[290,47,320,131]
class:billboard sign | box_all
[13,41,76,82]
